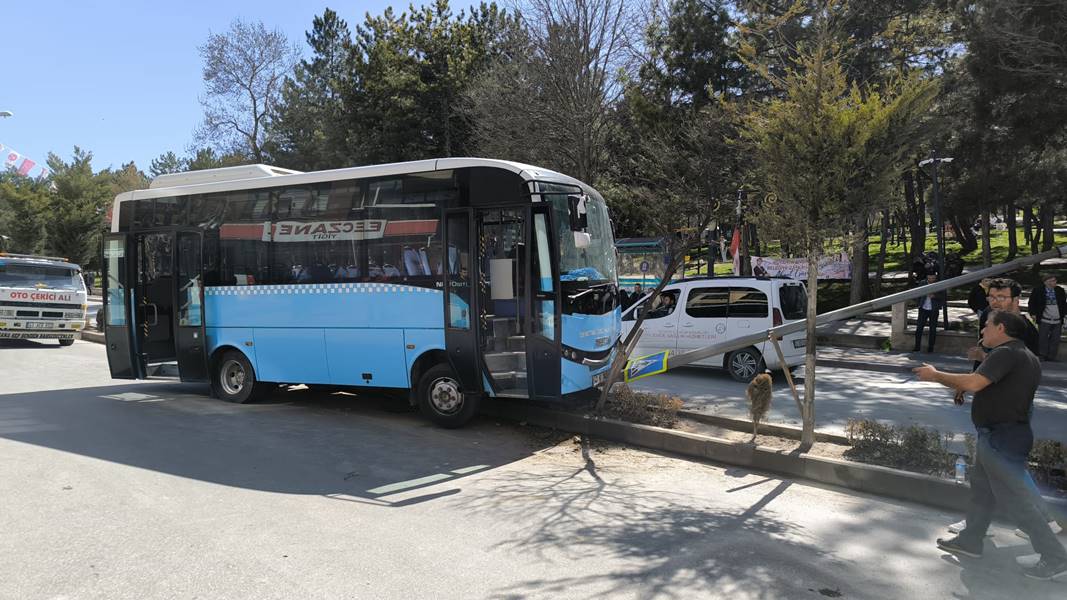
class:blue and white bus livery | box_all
[102,159,620,427]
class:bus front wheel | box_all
[58,338,75,347]
[417,363,479,428]
[212,350,265,404]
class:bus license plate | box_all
[26,322,52,329]
[592,372,607,387]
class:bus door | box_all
[526,205,562,401]
[102,233,140,378]
[443,209,482,394]
[475,207,529,398]
[173,230,208,382]
[134,231,178,377]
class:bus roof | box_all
[149,164,303,189]
[115,158,585,206]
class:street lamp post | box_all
[919,152,954,328]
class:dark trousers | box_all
[914,308,938,352]
[960,424,1067,562]
[1038,321,1062,360]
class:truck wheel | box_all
[58,338,75,347]
[417,363,479,428]
[211,350,265,404]
[727,347,764,383]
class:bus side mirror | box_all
[567,194,588,231]
[573,231,591,248]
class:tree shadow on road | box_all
[454,438,875,599]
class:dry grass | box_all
[602,384,684,428]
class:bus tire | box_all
[58,338,75,347]
[417,363,479,428]
[727,347,764,383]
[212,350,265,404]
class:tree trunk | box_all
[875,209,890,295]
[740,220,751,276]
[952,214,977,254]
[1041,203,1054,251]
[899,211,908,256]
[801,251,818,452]
[1006,201,1018,259]
[1031,206,1043,255]
[904,170,924,282]
[849,218,869,304]
[1020,203,1028,244]
[981,208,992,268]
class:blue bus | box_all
[102,159,620,427]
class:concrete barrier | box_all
[481,400,1066,517]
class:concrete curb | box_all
[678,409,850,446]
[816,333,886,350]
[481,401,1067,516]
[81,330,104,344]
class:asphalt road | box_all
[632,364,1067,445]
[1,340,1064,599]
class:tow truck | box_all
[0,253,88,346]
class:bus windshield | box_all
[548,189,616,284]
[0,264,83,290]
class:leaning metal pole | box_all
[663,244,1067,371]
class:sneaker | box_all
[937,535,983,558]
[1015,521,1064,540]
[948,520,993,537]
[1022,557,1067,581]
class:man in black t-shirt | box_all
[915,310,1067,581]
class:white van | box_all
[621,277,808,382]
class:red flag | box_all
[730,228,741,275]
[16,158,35,177]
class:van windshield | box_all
[779,285,807,320]
[0,264,83,291]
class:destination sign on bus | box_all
[273,219,387,242]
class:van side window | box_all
[685,288,729,318]
[778,285,807,319]
[729,287,768,318]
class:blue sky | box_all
[1,1,477,176]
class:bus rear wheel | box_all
[417,363,479,428]
[212,350,265,404]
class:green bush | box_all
[1030,439,1066,486]
[844,419,954,477]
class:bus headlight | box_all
[65,311,84,319]
[0,309,13,317]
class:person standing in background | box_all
[914,272,947,353]
[1027,274,1067,361]
[968,278,992,315]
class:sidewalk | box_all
[815,345,1067,387]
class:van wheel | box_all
[417,363,479,428]
[212,350,265,404]
[727,347,764,383]
[58,338,75,347]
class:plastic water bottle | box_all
[955,457,967,483]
